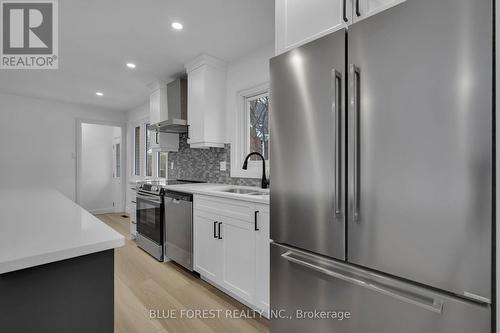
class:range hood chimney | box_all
[150,78,188,134]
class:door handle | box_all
[350,64,361,222]
[355,0,361,16]
[254,211,260,231]
[213,221,218,238]
[343,0,348,22]
[333,69,343,217]
[281,250,444,314]
[218,222,222,239]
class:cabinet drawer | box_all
[194,195,255,223]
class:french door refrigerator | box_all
[270,0,493,332]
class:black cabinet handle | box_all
[213,221,218,238]
[355,0,361,17]
[218,222,222,239]
[155,131,159,144]
[254,211,260,231]
[343,0,348,22]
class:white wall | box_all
[81,123,120,214]
[0,93,126,201]
[225,44,274,178]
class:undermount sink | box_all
[218,188,269,196]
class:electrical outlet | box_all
[170,162,174,170]
[220,161,227,171]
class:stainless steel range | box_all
[136,183,165,261]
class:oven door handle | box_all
[137,194,162,205]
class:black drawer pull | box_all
[254,211,260,231]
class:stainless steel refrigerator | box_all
[270,0,493,332]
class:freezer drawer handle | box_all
[281,251,444,314]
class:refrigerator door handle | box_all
[343,0,348,22]
[355,0,361,17]
[350,64,361,222]
[333,69,343,217]
[281,250,444,314]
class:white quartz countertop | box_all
[0,188,125,274]
[162,183,270,205]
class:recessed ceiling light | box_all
[126,62,136,69]
[95,91,104,96]
[171,22,183,30]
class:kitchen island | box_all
[0,188,125,333]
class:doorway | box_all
[76,121,125,214]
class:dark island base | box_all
[0,250,114,333]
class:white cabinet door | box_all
[276,0,350,55]
[150,89,161,125]
[194,213,220,281]
[185,55,226,148]
[353,0,406,22]
[254,205,270,315]
[219,218,256,304]
[186,67,205,144]
[150,131,179,152]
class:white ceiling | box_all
[0,0,274,111]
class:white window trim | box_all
[230,82,270,179]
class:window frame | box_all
[145,123,153,177]
[230,82,270,179]
[156,151,168,179]
[133,125,141,176]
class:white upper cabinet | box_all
[149,81,168,125]
[353,0,406,22]
[185,55,227,149]
[150,131,179,152]
[275,0,351,55]
[275,0,407,55]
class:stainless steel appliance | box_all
[270,0,493,331]
[136,183,165,261]
[164,190,194,271]
[150,78,188,134]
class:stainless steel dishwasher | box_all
[164,190,193,271]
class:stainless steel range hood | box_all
[150,78,188,134]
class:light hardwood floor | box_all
[96,213,270,333]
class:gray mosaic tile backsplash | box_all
[168,134,261,187]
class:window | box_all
[157,152,168,178]
[134,126,141,176]
[231,83,270,179]
[145,124,153,177]
[115,143,121,178]
[247,93,269,161]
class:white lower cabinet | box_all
[129,187,137,239]
[219,217,256,304]
[254,204,270,315]
[193,195,270,316]
[193,212,220,280]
